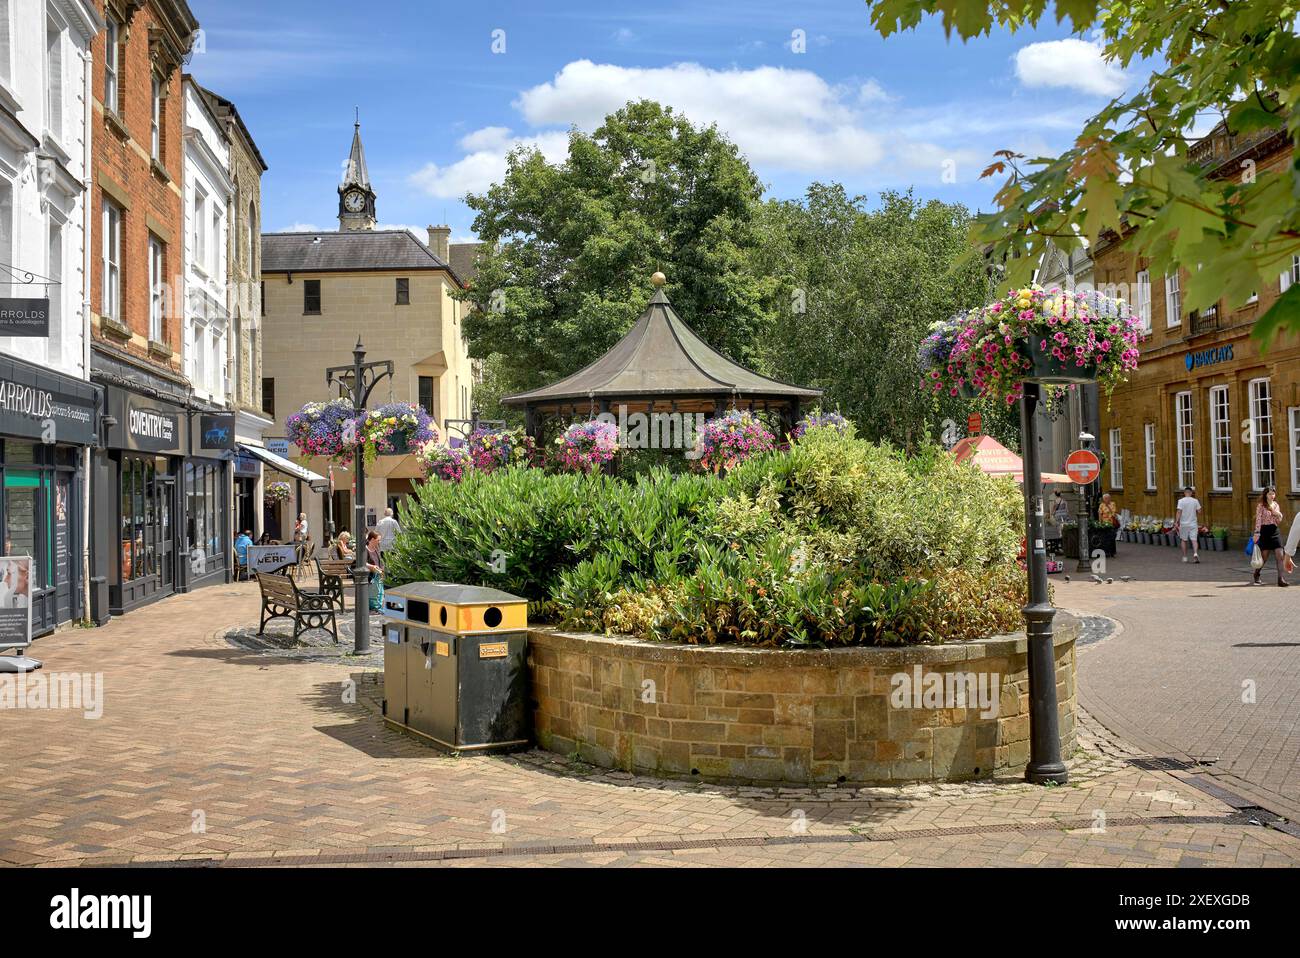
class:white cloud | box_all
[409,59,1000,201]
[1014,38,1128,97]
[280,222,321,233]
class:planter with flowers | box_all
[1213,526,1229,551]
[354,402,438,464]
[420,444,471,482]
[919,312,981,400]
[792,408,851,441]
[264,481,291,507]
[467,427,536,474]
[945,286,1142,405]
[695,409,776,473]
[285,398,355,461]
[555,419,620,473]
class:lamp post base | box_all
[1025,761,1070,785]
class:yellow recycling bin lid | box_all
[382,582,527,635]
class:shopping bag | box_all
[1250,543,1265,569]
[368,572,384,612]
[1245,536,1256,558]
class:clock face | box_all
[344,191,365,213]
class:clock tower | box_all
[338,118,377,231]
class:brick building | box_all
[1095,123,1300,536]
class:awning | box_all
[950,434,1072,485]
[237,443,325,484]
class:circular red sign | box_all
[1064,449,1101,484]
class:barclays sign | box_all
[1186,344,1233,371]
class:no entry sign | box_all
[1064,449,1101,485]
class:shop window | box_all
[185,460,225,577]
[1249,378,1275,491]
[1209,386,1232,491]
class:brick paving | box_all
[0,573,1296,868]
[1058,541,1300,822]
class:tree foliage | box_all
[459,100,776,395]
[748,184,1018,448]
[866,0,1300,343]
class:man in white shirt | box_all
[1176,486,1202,563]
[1283,511,1300,574]
[376,507,401,561]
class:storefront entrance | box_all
[118,454,178,608]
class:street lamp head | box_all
[1078,431,1095,443]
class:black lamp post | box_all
[326,338,393,654]
[1019,381,1068,784]
[1075,431,1096,572]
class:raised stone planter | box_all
[528,616,1078,786]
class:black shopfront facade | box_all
[91,362,237,618]
[0,355,99,636]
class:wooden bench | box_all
[315,557,357,611]
[256,571,338,642]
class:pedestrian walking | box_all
[364,530,385,613]
[1251,486,1288,586]
[293,513,309,544]
[1175,486,1202,563]
[376,507,401,562]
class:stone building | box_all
[0,0,103,635]
[1095,122,1300,536]
[196,82,270,537]
[260,122,473,542]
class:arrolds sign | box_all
[0,358,98,446]
[0,298,50,337]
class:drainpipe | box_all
[80,44,94,624]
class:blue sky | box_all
[186,0,1135,241]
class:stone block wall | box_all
[528,619,1078,785]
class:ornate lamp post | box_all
[326,338,393,654]
[1075,431,1096,573]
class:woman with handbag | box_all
[1251,486,1288,586]
[364,530,385,613]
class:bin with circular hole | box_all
[380,582,530,752]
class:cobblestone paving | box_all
[0,576,1295,868]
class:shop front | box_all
[188,408,237,590]
[0,355,99,636]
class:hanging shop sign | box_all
[234,452,262,477]
[0,298,51,337]
[0,356,98,446]
[105,389,187,455]
[197,412,237,452]
[266,438,290,458]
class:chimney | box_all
[427,225,451,262]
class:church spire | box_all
[338,111,376,231]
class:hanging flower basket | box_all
[285,398,355,460]
[467,427,536,473]
[695,410,776,473]
[264,481,291,506]
[1024,333,1098,384]
[356,402,438,465]
[555,419,620,473]
[420,444,471,482]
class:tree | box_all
[866,0,1300,343]
[459,101,776,395]
[749,185,1019,449]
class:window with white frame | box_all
[150,75,161,160]
[192,187,207,273]
[101,198,121,323]
[0,1,12,88]
[0,175,12,298]
[1175,391,1195,490]
[1165,273,1181,327]
[1249,378,1275,491]
[47,215,63,365]
[211,206,223,276]
[1109,428,1123,487]
[1282,255,1300,292]
[1290,407,1300,493]
[45,16,63,142]
[148,236,165,343]
[1135,270,1151,332]
[103,17,119,114]
[1144,422,1157,490]
[1209,385,1232,491]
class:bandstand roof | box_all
[501,284,822,408]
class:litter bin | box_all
[381,582,530,752]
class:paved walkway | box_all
[1,574,1296,868]
[1057,540,1300,821]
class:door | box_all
[157,476,175,592]
[53,472,72,621]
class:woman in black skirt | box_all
[1252,486,1288,586]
